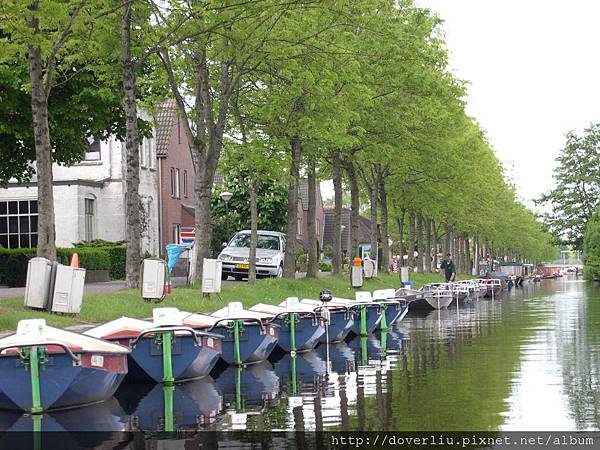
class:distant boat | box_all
[395,287,452,310]
[0,319,129,413]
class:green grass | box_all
[0,271,459,332]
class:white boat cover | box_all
[83,317,154,339]
[211,302,273,320]
[1,319,129,355]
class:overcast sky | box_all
[416,0,600,207]
[323,1,600,208]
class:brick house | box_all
[322,205,372,259]
[296,182,325,251]
[153,98,196,253]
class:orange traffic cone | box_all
[70,253,79,268]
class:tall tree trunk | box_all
[359,169,378,268]
[306,162,318,278]
[444,223,451,257]
[332,150,343,275]
[377,173,390,272]
[425,217,432,272]
[408,209,415,270]
[432,221,439,272]
[465,235,471,276]
[248,179,259,284]
[283,135,302,278]
[122,3,141,288]
[29,48,56,260]
[346,161,360,258]
[416,212,424,273]
[397,209,406,267]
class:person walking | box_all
[439,253,457,282]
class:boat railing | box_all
[207,317,268,335]
[0,341,81,365]
[267,310,319,326]
[129,326,208,347]
[311,304,353,320]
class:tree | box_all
[584,208,600,281]
[537,124,600,249]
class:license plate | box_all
[236,263,249,269]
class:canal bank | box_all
[1,277,598,443]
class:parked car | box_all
[218,230,286,280]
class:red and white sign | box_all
[180,227,196,245]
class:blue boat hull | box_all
[272,352,326,390]
[125,334,221,383]
[0,353,127,412]
[116,377,223,431]
[384,303,408,327]
[273,316,324,353]
[318,310,353,343]
[314,341,356,374]
[350,306,382,335]
[210,323,279,365]
[213,360,279,407]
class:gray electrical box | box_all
[400,267,409,283]
[24,257,52,309]
[51,265,86,314]
[351,265,364,288]
[141,258,167,300]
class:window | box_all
[183,170,188,197]
[84,197,95,242]
[0,200,38,248]
[170,168,176,197]
[297,217,302,235]
[147,137,155,169]
[172,224,181,244]
[85,139,101,161]
[175,168,181,199]
[316,218,321,236]
[139,140,146,168]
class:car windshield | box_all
[229,234,280,250]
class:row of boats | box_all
[0,279,503,415]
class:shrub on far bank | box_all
[584,208,600,281]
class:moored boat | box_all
[327,292,382,336]
[372,289,410,327]
[249,298,324,353]
[84,309,222,384]
[298,299,354,343]
[0,319,129,413]
[396,287,452,310]
[178,303,279,366]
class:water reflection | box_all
[5,279,600,440]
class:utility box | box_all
[351,265,364,288]
[202,258,222,294]
[24,257,52,310]
[141,258,167,301]
[363,257,376,279]
[51,265,86,314]
[400,267,409,283]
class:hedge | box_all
[584,208,600,281]
[0,245,126,287]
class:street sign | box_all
[180,227,196,245]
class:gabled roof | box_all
[154,98,177,157]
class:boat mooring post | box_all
[28,346,44,414]
[360,306,367,336]
[379,305,387,332]
[291,355,298,395]
[287,312,298,354]
[160,332,175,385]
[235,366,244,411]
[360,336,368,366]
[163,384,175,432]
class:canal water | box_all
[2,278,599,442]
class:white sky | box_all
[417,0,600,207]
[323,1,600,208]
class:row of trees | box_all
[1,0,554,287]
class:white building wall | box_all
[0,128,159,253]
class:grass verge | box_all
[0,271,459,332]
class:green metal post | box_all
[360,336,368,366]
[234,320,242,366]
[380,305,387,331]
[161,332,174,385]
[289,312,297,353]
[291,355,298,395]
[29,347,43,414]
[381,330,388,357]
[360,306,367,336]
[235,367,243,411]
[163,385,174,432]
[32,413,42,450]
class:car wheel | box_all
[221,273,229,281]
[276,264,283,278]
[234,275,244,281]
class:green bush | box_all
[296,253,308,272]
[319,261,332,272]
[0,246,125,287]
[584,208,600,281]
